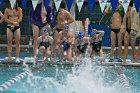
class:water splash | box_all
[22,57,129,93]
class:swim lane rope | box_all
[0,70,30,92]
[119,74,133,93]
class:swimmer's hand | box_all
[63,37,68,42]
[13,22,18,26]
[10,25,15,30]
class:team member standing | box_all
[53,0,74,60]
[120,0,140,63]
[29,0,54,60]
[4,2,22,62]
[105,3,124,62]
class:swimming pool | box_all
[0,57,140,93]
[0,50,140,93]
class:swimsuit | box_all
[61,32,70,51]
[126,29,131,34]
[39,38,50,49]
[56,28,63,33]
[61,41,70,51]
[91,41,102,53]
[7,26,20,33]
[77,43,88,53]
[28,3,54,28]
[111,29,120,34]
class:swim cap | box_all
[44,29,48,33]
[64,24,69,29]
[78,32,84,38]
[90,31,96,36]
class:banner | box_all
[87,0,96,12]
[133,0,140,12]
[9,0,16,9]
[54,0,62,12]
[0,0,4,8]
[21,0,27,9]
[43,0,50,10]
[76,0,84,12]
[31,0,39,10]
[139,1,140,11]
[121,0,130,13]
[66,0,73,11]
[99,0,107,13]
[110,0,118,12]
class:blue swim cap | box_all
[78,32,84,38]
[90,31,96,36]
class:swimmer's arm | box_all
[0,11,4,23]
[50,37,54,57]
[66,11,74,24]
[4,8,14,24]
[131,10,139,31]
[120,14,126,33]
[104,5,111,14]
[84,37,90,41]
[17,7,22,23]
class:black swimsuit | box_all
[111,29,120,34]
[7,26,20,33]
[126,29,131,34]
[91,41,102,53]
[39,38,50,49]
[56,28,63,33]
[77,43,88,53]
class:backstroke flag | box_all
[31,0,39,10]
[133,0,140,12]
[76,0,84,12]
[54,0,62,12]
[9,0,16,9]
[121,0,130,13]
[87,0,96,12]
[66,0,73,11]
[99,0,107,13]
[43,0,50,10]
[21,0,27,9]
[0,0,3,9]
[110,0,118,12]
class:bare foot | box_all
[133,61,138,63]
[121,61,128,64]
[5,57,12,61]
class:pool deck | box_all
[0,60,140,67]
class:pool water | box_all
[0,66,23,85]
[0,50,140,93]
[0,57,140,93]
